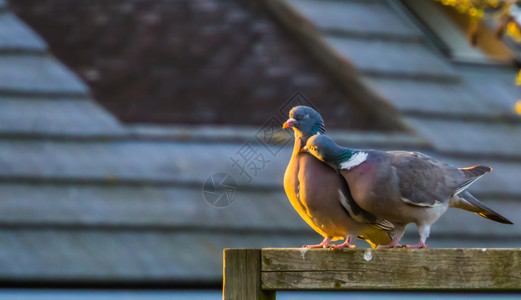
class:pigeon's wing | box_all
[337,180,394,231]
[389,151,462,207]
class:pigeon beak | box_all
[283,118,296,129]
[300,146,309,154]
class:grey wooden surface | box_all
[261,248,521,290]
[223,248,521,299]
[223,249,275,300]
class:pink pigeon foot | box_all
[330,243,356,250]
[329,237,356,249]
[303,237,331,249]
[405,242,429,249]
[376,240,402,249]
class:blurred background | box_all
[1,0,521,298]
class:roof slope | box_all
[7,0,394,131]
[0,1,319,285]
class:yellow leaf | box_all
[507,22,521,42]
[517,70,521,86]
[515,100,521,115]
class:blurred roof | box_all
[1,0,521,287]
[7,0,393,130]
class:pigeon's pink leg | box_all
[376,239,402,249]
[405,241,428,249]
[377,224,405,249]
[405,225,430,249]
[330,236,356,249]
[303,237,332,249]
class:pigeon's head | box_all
[303,134,339,163]
[282,106,325,138]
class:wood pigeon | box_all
[303,134,513,248]
[282,106,395,249]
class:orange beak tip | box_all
[282,118,296,129]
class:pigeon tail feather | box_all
[455,165,492,195]
[452,191,513,225]
[460,165,492,178]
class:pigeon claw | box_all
[329,244,356,250]
[376,240,403,249]
[303,237,332,249]
[405,242,429,249]
[302,244,327,249]
[376,244,403,249]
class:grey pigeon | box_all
[282,106,395,249]
[304,134,513,248]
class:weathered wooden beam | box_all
[223,249,275,300]
[261,248,521,291]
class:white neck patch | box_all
[339,152,368,170]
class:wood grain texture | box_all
[261,248,521,290]
[223,249,275,300]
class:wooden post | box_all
[223,249,275,300]
[224,248,521,296]
[261,248,521,290]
